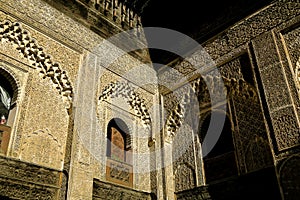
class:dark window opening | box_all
[200,111,238,183]
[0,74,12,124]
[0,69,16,155]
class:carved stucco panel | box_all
[98,81,152,127]
[20,128,64,169]
[271,106,300,151]
[22,22,80,84]
[204,1,300,61]
[17,71,69,170]
[0,19,74,109]
[172,124,196,192]
[174,163,196,192]
[1,0,102,52]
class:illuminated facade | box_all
[0,0,299,199]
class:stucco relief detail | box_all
[20,128,64,169]
[98,81,151,127]
[0,20,73,109]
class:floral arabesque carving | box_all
[174,163,196,192]
[98,81,151,126]
[0,20,73,109]
[20,128,64,169]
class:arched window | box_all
[106,118,133,187]
[0,77,12,123]
[106,118,132,164]
[0,68,18,155]
[199,111,238,183]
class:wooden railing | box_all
[0,124,11,155]
[93,178,152,199]
[77,0,142,30]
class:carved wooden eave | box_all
[41,0,151,63]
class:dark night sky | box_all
[140,0,274,65]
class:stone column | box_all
[67,52,99,199]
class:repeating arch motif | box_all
[164,75,226,141]
[0,20,73,109]
[98,81,151,126]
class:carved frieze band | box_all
[175,185,211,200]
[160,1,300,80]
[0,20,73,109]
[105,158,133,187]
[0,156,60,186]
[93,178,151,200]
[0,178,58,200]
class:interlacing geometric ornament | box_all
[98,81,151,127]
[0,20,73,110]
